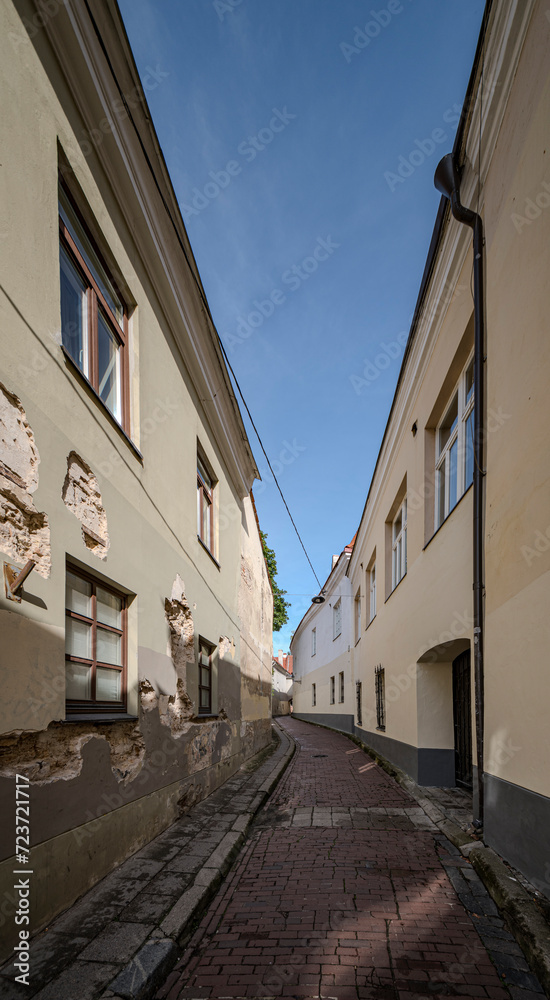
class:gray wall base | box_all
[293,712,355,734]
[484,773,550,894]
[354,726,455,786]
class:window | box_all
[198,639,215,714]
[330,676,335,704]
[392,498,407,589]
[65,566,127,717]
[356,681,362,727]
[312,683,316,707]
[311,627,316,656]
[59,183,128,431]
[333,599,342,640]
[354,589,361,643]
[197,453,215,556]
[435,356,474,528]
[339,671,345,703]
[375,665,385,731]
[369,562,376,623]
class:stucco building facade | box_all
[292,543,355,730]
[293,0,550,894]
[0,0,272,958]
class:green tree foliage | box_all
[260,531,291,632]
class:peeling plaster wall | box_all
[62,451,109,558]
[0,383,50,577]
[238,496,273,747]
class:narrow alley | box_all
[159,718,542,1000]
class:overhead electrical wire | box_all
[82,0,323,593]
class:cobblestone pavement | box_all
[159,717,543,1000]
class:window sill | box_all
[64,713,138,723]
[197,535,221,569]
[376,726,386,733]
[192,713,219,721]
[423,482,473,551]
[365,614,376,632]
[61,346,143,462]
[333,633,342,642]
[355,636,361,646]
[384,571,407,604]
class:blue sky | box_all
[119,0,485,652]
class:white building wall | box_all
[291,551,355,731]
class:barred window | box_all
[375,665,385,731]
[356,681,362,727]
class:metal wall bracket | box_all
[3,560,36,602]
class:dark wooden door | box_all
[452,650,472,788]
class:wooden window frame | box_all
[311,627,316,657]
[198,638,214,715]
[197,453,215,557]
[354,589,361,644]
[65,564,127,718]
[59,180,130,434]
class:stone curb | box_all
[294,717,550,998]
[103,721,295,1000]
[468,847,550,998]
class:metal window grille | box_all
[375,665,385,731]
[333,599,342,639]
[356,681,362,727]
[339,671,345,703]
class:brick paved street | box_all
[158,719,543,1000]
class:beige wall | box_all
[482,3,550,798]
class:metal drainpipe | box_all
[434,154,486,825]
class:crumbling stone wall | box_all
[61,452,109,558]
[0,720,145,786]
[139,575,196,737]
[0,383,50,577]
